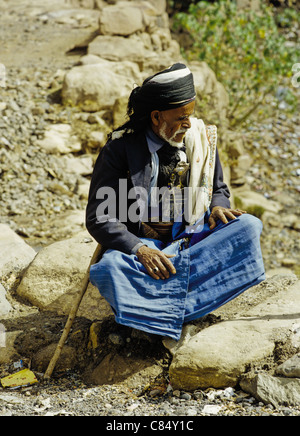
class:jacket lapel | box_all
[127,132,152,193]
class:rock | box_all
[276,353,300,378]
[236,0,261,11]
[147,0,167,16]
[17,232,97,311]
[0,393,24,406]
[0,284,12,317]
[113,96,130,129]
[181,392,192,401]
[282,213,300,229]
[88,30,178,69]
[226,131,245,158]
[231,154,253,182]
[189,61,229,125]
[191,60,223,95]
[68,0,96,9]
[266,267,296,278]
[0,331,23,365]
[169,319,275,390]
[276,192,296,207]
[76,178,91,200]
[99,2,145,36]
[36,124,82,154]
[149,389,162,398]
[97,0,170,37]
[86,130,106,149]
[163,324,201,356]
[88,34,152,64]
[240,373,300,408]
[32,343,77,373]
[168,277,300,391]
[232,186,282,214]
[78,55,142,81]
[108,333,124,346]
[85,352,162,386]
[40,210,86,241]
[292,220,300,232]
[0,224,36,291]
[0,323,5,348]
[281,258,298,267]
[62,154,94,176]
[202,404,222,415]
[37,8,100,27]
[79,54,106,65]
[62,62,140,111]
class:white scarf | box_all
[184,118,217,224]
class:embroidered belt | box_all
[142,222,173,242]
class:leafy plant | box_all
[275,6,299,28]
[172,1,299,126]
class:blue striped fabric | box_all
[90,213,265,340]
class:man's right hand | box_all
[136,245,176,280]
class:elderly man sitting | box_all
[86,63,265,341]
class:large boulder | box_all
[99,2,146,36]
[97,0,169,37]
[240,373,300,408]
[87,34,154,64]
[62,60,142,112]
[16,231,111,320]
[166,275,300,391]
[0,224,36,291]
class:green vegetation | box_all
[172,1,299,126]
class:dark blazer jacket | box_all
[86,130,230,254]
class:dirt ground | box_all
[0,0,98,70]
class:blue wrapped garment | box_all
[90,213,265,341]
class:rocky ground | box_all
[0,0,299,417]
[239,108,300,275]
[1,375,299,417]
[1,308,300,417]
[0,0,100,250]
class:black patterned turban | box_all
[129,63,196,115]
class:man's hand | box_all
[136,245,176,280]
[208,206,247,230]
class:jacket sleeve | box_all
[86,139,144,254]
[209,148,231,210]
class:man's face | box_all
[151,101,195,148]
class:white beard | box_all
[159,121,186,149]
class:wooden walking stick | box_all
[44,243,103,380]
